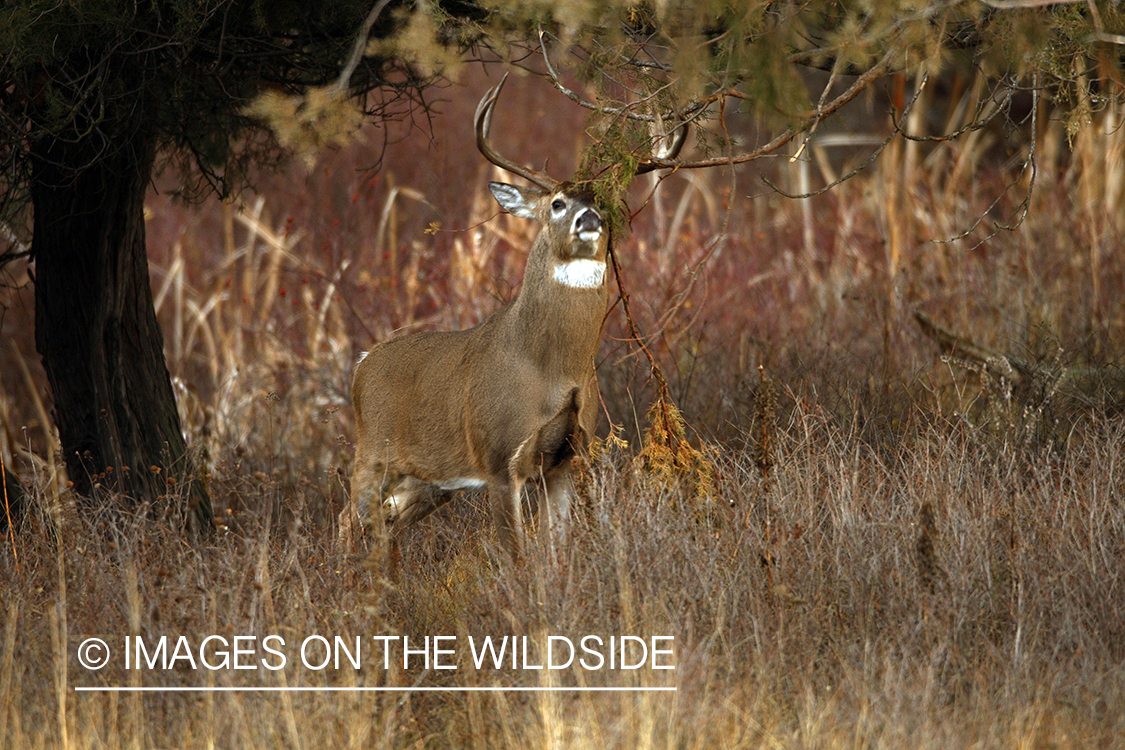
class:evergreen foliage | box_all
[4,1,1124,221]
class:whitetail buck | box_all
[341,75,684,559]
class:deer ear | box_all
[489,182,542,220]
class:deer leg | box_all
[489,479,526,560]
[386,477,455,527]
[543,468,573,550]
[336,504,357,552]
[341,458,394,550]
[349,458,384,526]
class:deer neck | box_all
[508,244,608,377]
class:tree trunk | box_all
[30,126,212,534]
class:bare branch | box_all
[539,29,661,124]
[762,72,930,200]
[791,58,844,162]
[334,0,396,95]
[935,75,1039,246]
[539,30,715,125]
[980,0,1083,7]
[895,82,1014,143]
[642,47,900,172]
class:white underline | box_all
[75,686,675,693]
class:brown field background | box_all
[2,69,1125,748]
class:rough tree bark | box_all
[30,122,212,533]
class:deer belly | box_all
[435,477,487,492]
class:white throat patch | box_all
[553,259,606,289]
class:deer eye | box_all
[551,199,566,212]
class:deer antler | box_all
[475,74,560,192]
[636,117,689,175]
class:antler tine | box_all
[475,73,560,192]
[635,120,690,175]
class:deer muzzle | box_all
[574,208,603,244]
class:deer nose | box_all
[575,208,602,240]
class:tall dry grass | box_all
[2,74,1125,747]
[3,394,1123,748]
